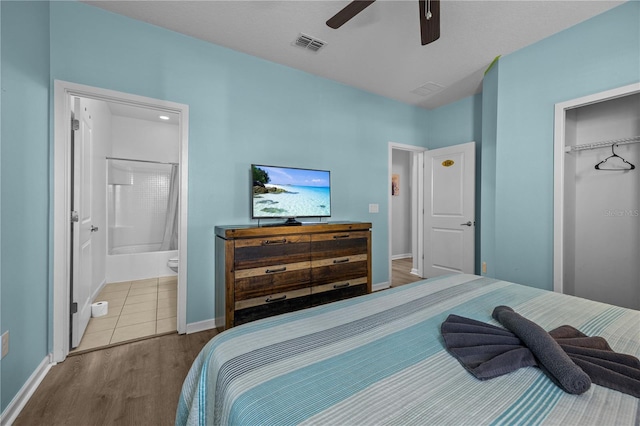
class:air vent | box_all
[294,33,326,53]
[411,81,445,97]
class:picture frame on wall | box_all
[392,174,399,196]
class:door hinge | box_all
[71,119,79,131]
[71,210,79,223]
[71,302,78,314]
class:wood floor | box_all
[392,257,423,287]
[14,260,421,425]
[14,328,219,426]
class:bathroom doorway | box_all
[52,81,189,362]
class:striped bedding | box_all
[176,274,640,425]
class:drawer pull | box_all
[266,295,287,303]
[262,239,287,245]
[333,282,350,289]
[333,234,350,239]
[265,267,287,273]
[333,258,350,264]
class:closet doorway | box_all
[554,83,640,310]
[52,81,190,363]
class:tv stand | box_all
[215,222,372,328]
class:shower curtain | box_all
[160,164,179,251]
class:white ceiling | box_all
[85,0,625,110]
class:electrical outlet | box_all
[1,331,8,359]
[482,261,487,274]
[369,203,379,213]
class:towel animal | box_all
[441,308,640,398]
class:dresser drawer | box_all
[310,231,369,260]
[235,263,311,300]
[311,254,368,286]
[234,235,310,270]
[311,280,368,306]
[311,276,368,295]
[234,288,312,326]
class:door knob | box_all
[90,225,99,232]
[460,221,473,227]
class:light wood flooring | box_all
[14,328,220,426]
[14,261,421,425]
[392,257,424,287]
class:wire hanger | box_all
[595,144,635,170]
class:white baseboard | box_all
[214,317,224,329]
[391,253,412,260]
[92,279,107,303]
[373,281,391,292]
[186,318,221,334]
[0,355,52,426]
[410,269,421,276]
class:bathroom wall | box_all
[108,160,173,251]
[110,115,179,163]
[106,114,180,282]
[108,114,179,251]
[391,149,412,258]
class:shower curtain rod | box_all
[106,156,178,166]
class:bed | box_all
[176,274,640,425]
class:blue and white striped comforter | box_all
[176,274,640,425]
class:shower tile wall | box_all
[108,160,172,253]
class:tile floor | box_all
[71,276,177,353]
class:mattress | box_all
[176,274,640,425]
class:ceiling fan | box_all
[326,0,440,46]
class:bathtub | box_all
[106,244,177,283]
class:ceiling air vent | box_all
[411,81,445,97]
[294,33,326,53]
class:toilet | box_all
[168,257,179,273]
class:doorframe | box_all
[553,82,639,295]
[388,142,427,288]
[52,80,190,363]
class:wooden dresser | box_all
[215,222,372,329]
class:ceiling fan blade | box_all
[326,0,376,29]
[419,0,440,45]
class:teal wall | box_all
[487,1,640,289]
[48,1,429,326]
[1,1,429,412]
[426,94,482,150]
[1,0,639,417]
[480,63,499,279]
[426,94,483,272]
[0,0,51,412]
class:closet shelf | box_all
[565,135,640,152]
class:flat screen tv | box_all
[251,164,331,225]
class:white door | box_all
[423,142,475,277]
[71,97,94,348]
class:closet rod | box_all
[106,156,178,166]
[565,136,640,153]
